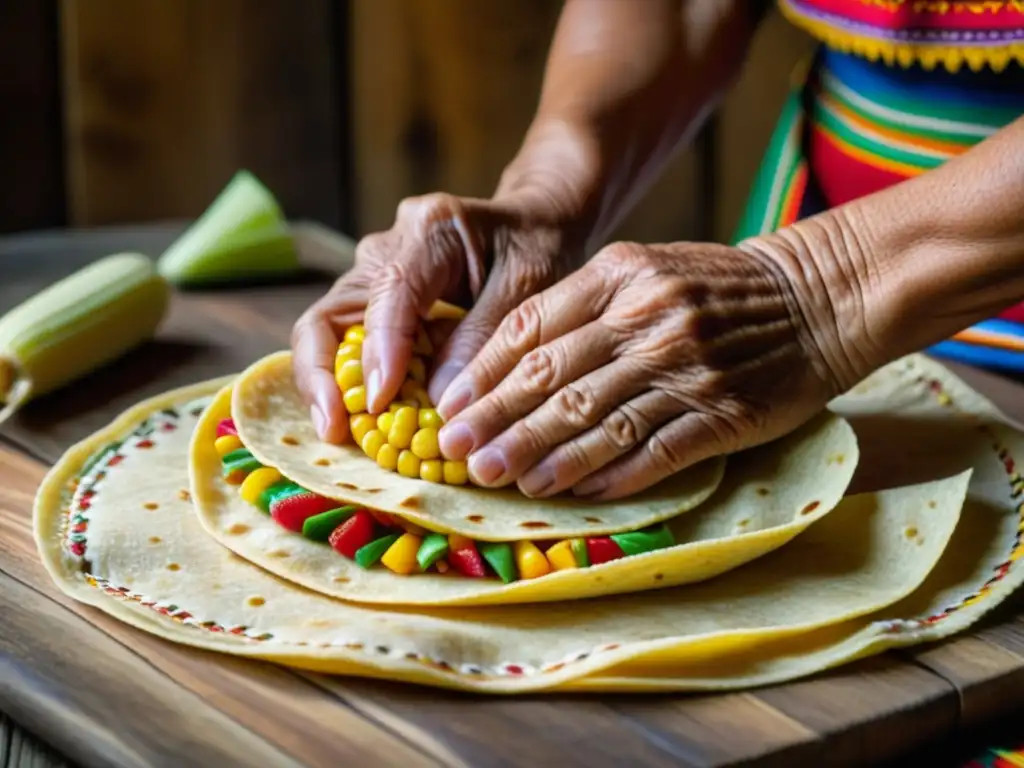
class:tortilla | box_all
[36,374,969,695]
[231,351,729,540]
[198,381,858,605]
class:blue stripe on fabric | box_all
[929,339,1024,373]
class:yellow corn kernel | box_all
[376,443,399,471]
[408,356,427,383]
[418,408,443,429]
[443,460,469,485]
[514,541,551,580]
[361,429,387,460]
[335,342,361,365]
[410,427,440,460]
[376,411,394,434]
[349,413,376,446]
[389,403,404,413]
[400,379,431,408]
[413,327,433,355]
[344,325,366,344]
[342,385,367,414]
[224,469,248,486]
[397,449,421,478]
[381,532,423,575]
[214,435,242,457]
[545,540,577,571]
[0,253,170,408]
[388,406,418,449]
[335,359,363,392]
[420,459,443,483]
[239,467,282,505]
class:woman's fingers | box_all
[573,410,731,500]
[436,261,615,421]
[439,319,619,467]
[291,308,351,444]
[466,356,653,488]
[517,390,684,497]
[361,195,488,414]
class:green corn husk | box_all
[0,253,170,420]
[157,170,299,287]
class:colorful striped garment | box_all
[735,1,1024,372]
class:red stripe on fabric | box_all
[779,164,809,227]
[794,0,1024,30]
[808,122,908,207]
[1000,305,1024,323]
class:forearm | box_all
[495,0,764,252]
[745,115,1024,390]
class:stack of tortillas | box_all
[33,341,1024,693]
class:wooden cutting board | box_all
[3,223,1024,768]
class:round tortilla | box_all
[231,351,727,540]
[33,373,973,693]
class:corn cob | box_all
[0,253,170,420]
[334,301,470,485]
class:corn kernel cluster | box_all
[334,324,470,485]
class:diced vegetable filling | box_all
[215,417,677,582]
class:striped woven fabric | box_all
[964,743,1024,767]
[732,47,1024,372]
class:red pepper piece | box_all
[216,418,238,438]
[369,510,402,529]
[448,537,487,578]
[586,536,625,565]
[270,492,340,533]
[329,509,376,558]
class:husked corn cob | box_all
[334,301,470,485]
[0,253,170,417]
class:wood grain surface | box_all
[3,225,1024,767]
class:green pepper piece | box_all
[257,480,303,513]
[571,537,590,567]
[416,533,449,571]
[610,523,675,556]
[354,533,401,569]
[302,506,356,541]
[479,541,517,584]
[222,448,262,478]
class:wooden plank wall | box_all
[0,1,815,246]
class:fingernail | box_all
[438,422,475,460]
[519,463,555,498]
[469,447,507,486]
[573,476,607,498]
[429,361,465,406]
[310,405,327,439]
[366,368,382,413]
[437,383,473,422]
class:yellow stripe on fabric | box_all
[760,115,805,234]
[814,122,929,177]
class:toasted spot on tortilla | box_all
[335,482,358,491]
[143,502,159,510]
[904,526,919,540]
[267,549,291,558]
[247,596,266,607]
[332,576,351,583]
[178,489,191,502]
[167,563,181,572]
[227,523,250,535]
[736,518,750,528]
[148,536,162,544]
[314,458,331,467]
[583,516,603,524]
[928,500,937,509]
[654,573,664,581]
[305,618,334,628]
[827,453,845,465]
[466,514,485,523]
[520,521,552,529]
[399,496,421,510]
[756,487,770,496]
[281,435,300,446]
[366,488,383,494]
[800,500,821,516]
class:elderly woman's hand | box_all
[434,239,864,500]
[291,186,587,443]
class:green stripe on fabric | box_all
[731,90,805,244]
[813,103,946,172]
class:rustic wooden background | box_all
[0,0,815,244]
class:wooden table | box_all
[3,225,1024,768]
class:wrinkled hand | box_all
[291,190,583,443]
[435,241,850,500]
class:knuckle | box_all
[517,346,559,394]
[552,382,597,428]
[354,232,388,266]
[602,406,642,450]
[595,241,649,269]
[500,298,543,350]
[645,430,686,472]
